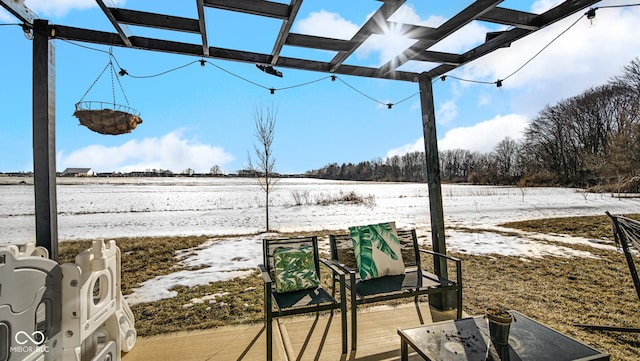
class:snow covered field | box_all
[2,177,639,304]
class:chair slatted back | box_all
[329,229,421,272]
[263,236,320,283]
[608,212,640,302]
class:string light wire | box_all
[333,77,389,106]
[501,11,583,82]
[439,75,494,85]
[203,60,272,90]
[440,3,640,86]
[597,3,640,10]
[125,60,201,79]
[276,75,333,91]
[57,39,420,107]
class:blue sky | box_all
[1,0,639,174]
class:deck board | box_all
[122,302,462,361]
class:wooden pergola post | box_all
[33,19,58,260]
[418,72,454,311]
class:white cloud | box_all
[357,33,416,66]
[57,130,235,173]
[531,0,564,14]
[438,114,529,153]
[294,10,358,40]
[389,4,446,28]
[436,100,457,125]
[386,113,529,158]
[386,139,423,159]
[429,21,490,54]
[477,92,492,107]
[24,0,125,18]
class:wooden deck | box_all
[122,302,462,361]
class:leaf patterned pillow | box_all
[273,245,320,293]
[350,222,405,280]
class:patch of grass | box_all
[462,215,640,360]
[130,271,264,337]
[500,213,640,240]
[59,236,210,295]
[456,249,640,360]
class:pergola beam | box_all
[285,33,352,52]
[108,8,201,33]
[270,0,303,65]
[414,51,463,66]
[51,24,419,81]
[478,7,540,30]
[0,0,36,25]
[203,0,289,19]
[95,0,132,47]
[196,0,209,56]
[375,22,437,39]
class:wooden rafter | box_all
[270,0,302,65]
[478,7,540,31]
[108,8,200,33]
[415,51,463,66]
[0,0,36,26]
[374,22,437,40]
[95,0,132,47]
[285,33,352,52]
[50,24,418,82]
[203,0,289,19]
[196,0,209,56]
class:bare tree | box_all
[248,105,278,232]
[493,137,520,183]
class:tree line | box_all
[307,58,640,191]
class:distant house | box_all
[61,168,95,177]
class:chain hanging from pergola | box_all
[73,55,142,135]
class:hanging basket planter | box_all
[73,101,143,135]
[74,57,143,135]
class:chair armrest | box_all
[418,249,462,286]
[323,258,356,292]
[320,259,349,304]
[418,248,461,263]
[325,258,357,275]
[320,258,346,276]
[258,264,272,285]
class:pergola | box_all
[1,0,599,311]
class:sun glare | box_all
[373,21,417,67]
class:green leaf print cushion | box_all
[273,245,320,293]
[349,222,405,281]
